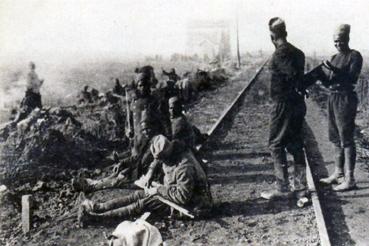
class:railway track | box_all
[194,61,332,245]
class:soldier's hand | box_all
[144,186,158,196]
[144,171,154,188]
[322,60,333,70]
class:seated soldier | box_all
[72,111,160,192]
[176,72,193,103]
[165,80,180,99]
[169,96,208,149]
[78,135,212,226]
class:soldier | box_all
[261,17,308,200]
[162,68,181,82]
[15,62,44,123]
[315,24,363,191]
[135,65,158,88]
[78,135,212,226]
[176,72,193,103]
[126,72,170,156]
[169,96,207,149]
[72,112,160,192]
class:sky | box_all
[1,0,369,64]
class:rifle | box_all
[134,181,195,219]
[125,88,133,142]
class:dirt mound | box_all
[0,101,128,188]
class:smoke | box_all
[0,58,138,119]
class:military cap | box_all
[150,135,173,159]
[269,17,286,36]
[334,24,350,41]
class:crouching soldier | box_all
[78,135,212,226]
[72,112,160,192]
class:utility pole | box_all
[236,14,241,68]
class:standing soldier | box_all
[261,17,308,200]
[316,24,363,191]
[15,62,44,123]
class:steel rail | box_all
[305,150,332,246]
[202,59,269,140]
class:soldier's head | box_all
[269,17,287,46]
[135,73,151,97]
[140,110,157,139]
[150,135,175,164]
[169,96,182,118]
[333,24,350,52]
[29,62,36,70]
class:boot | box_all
[79,202,140,226]
[320,146,344,185]
[334,146,357,191]
[261,162,290,200]
[260,184,290,199]
[85,170,130,191]
[293,164,309,199]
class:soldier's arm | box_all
[296,51,306,93]
[324,52,362,83]
[347,52,363,82]
[157,165,195,205]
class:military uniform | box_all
[268,41,307,193]
[129,95,156,151]
[262,18,307,200]
[171,115,196,148]
[73,112,159,193]
[325,50,362,148]
[317,24,363,190]
[78,136,212,223]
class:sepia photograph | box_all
[0,0,369,245]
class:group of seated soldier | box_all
[75,66,211,226]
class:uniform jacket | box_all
[171,115,196,149]
[269,42,305,102]
[326,49,363,92]
[157,150,212,212]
